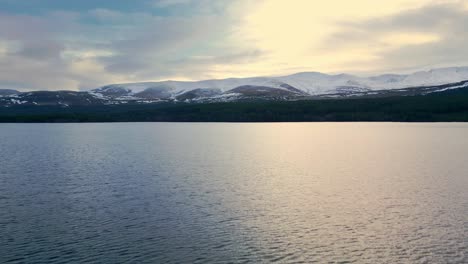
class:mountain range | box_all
[2,66,468,107]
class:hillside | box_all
[1,86,468,122]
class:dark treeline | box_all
[1,88,468,122]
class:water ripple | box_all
[0,123,467,263]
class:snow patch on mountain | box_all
[427,81,468,93]
[89,66,468,98]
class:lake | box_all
[0,123,467,263]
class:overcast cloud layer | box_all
[0,0,467,91]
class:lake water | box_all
[0,123,467,263]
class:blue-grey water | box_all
[0,123,467,263]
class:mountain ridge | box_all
[87,66,468,95]
[2,66,468,106]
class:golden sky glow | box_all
[208,0,464,78]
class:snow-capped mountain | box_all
[89,66,468,100]
[2,66,468,107]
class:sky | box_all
[1,0,468,91]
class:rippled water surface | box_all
[0,123,467,263]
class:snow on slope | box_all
[275,67,468,94]
[394,67,468,88]
[92,66,468,96]
[276,72,368,95]
[98,77,287,94]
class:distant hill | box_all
[2,66,468,122]
[2,66,468,107]
[0,89,19,96]
[1,85,468,122]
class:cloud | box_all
[0,1,259,91]
[152,0,193,8]
[227,0,468,75]
[321,1,468,73]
